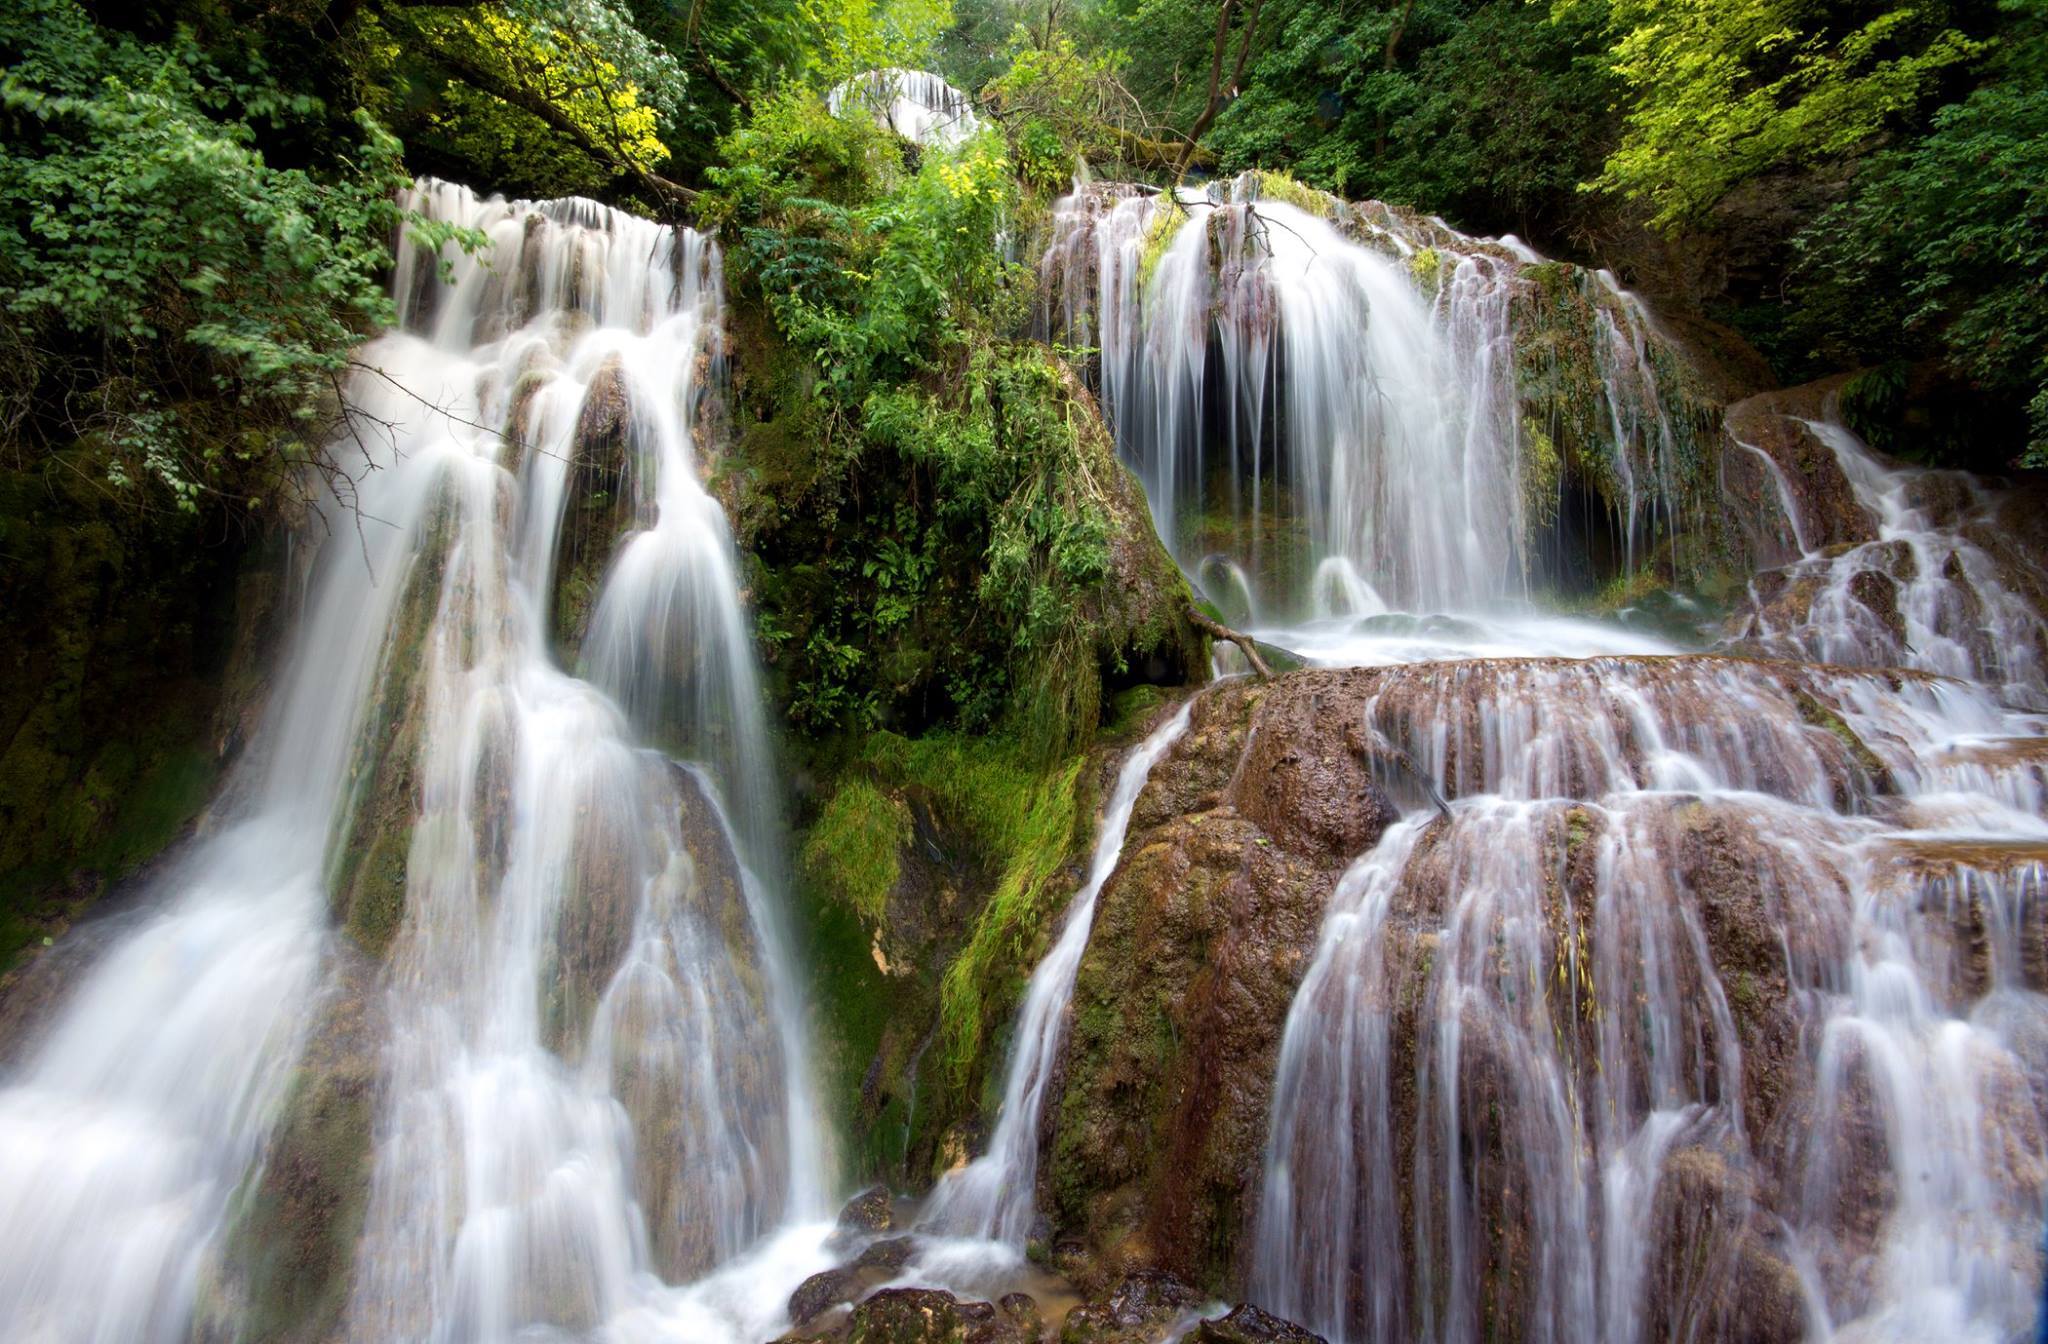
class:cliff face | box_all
[1046,676,1397,1293]
[0,448,280,986]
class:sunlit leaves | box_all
[1579,0,1981,227]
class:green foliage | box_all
[1093,0,1618,236]
[980,31,1141,175]
[363,0,678,200]
[845,736,1086,1092]
[801,776,911,921]
[1582,0,1981,228]
[0,0,425,507]
[801,0,957,81]
[714,93,1151,748]
[1790,6,2048,462]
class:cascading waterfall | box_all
[1733,417,2048,709]
[342,181,827,1341]
[1248,657,2048,1344]
[0,179,831,1344]
[0,388,419,1340]
[1036,176,1699,648]
[1032,170,2048,1344]
[918,702,1198,1249]
[826,68,983,149]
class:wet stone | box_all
[1187,1304,1327,1344]
[1061,1270,1203,1341]
[839,1184,897,1233]
[791,1267,867,1327]
[854,1236,919,1273]
[848,1287,969,1343]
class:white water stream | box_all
[0,181,835,1344]
[919,700,1198,1249]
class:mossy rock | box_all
[0,444,280,980]
[216,950,382,1344]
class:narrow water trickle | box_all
[919,701,1199,1249]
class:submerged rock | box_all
[1060,1269,1203,1342]
[838,1183,896,1233]
[1186,1303,1326,1343]
[792,1267,870,1328]
[845,1287,969,1343]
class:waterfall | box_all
[826,68,983,148]
[1733,417,2048,708]
[342,181,828,1339]
[1036,176,1699,647]
[1247,657,2048,1344]
[1027,171,2048,1344]
[919,701,1198,1247]
[0,180,830,1344]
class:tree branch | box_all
[1173,0,1264,179]
[1186,603,1272,678]
[426,44,698,209]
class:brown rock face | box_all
[1045,654,2045,1344]
[1047,674,1399,1294]
[1720,380,1875,566]
[213,949,383,1344]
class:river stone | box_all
[838,1183,896,1232]
[1186,1303,1326,1343]
[847,1287,968,1343]
[855,1235,919,1272]
[1060,1269,1202,1341]
[791,1267,868,1327]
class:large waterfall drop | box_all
[0,181,832,1344]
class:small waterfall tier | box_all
[1237,655,2048,1344]
[1726,409,2048,709]
[827,68,984,149]
[1035,175,1719,638]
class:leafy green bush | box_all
[1791,8,2048,462]
[0,0,446,508]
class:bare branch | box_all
[1186,602,1272,678]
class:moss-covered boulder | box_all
[325,491,457,960]
[1047,675,1398,1295]
[547,355,644,662]
[214,948,382,1344]
[0,443,282,982]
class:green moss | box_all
[1103,684,1169,741]
[0,445,264,971]
[1411,246,1445,293]
[327,496,453,958]
[1136,199,1187,296]
[1254,169,1337,218]
[933,750,1086,1090]
[801,776,910,924]
[1794,690,1892,781]
[1520,418,1562,532]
